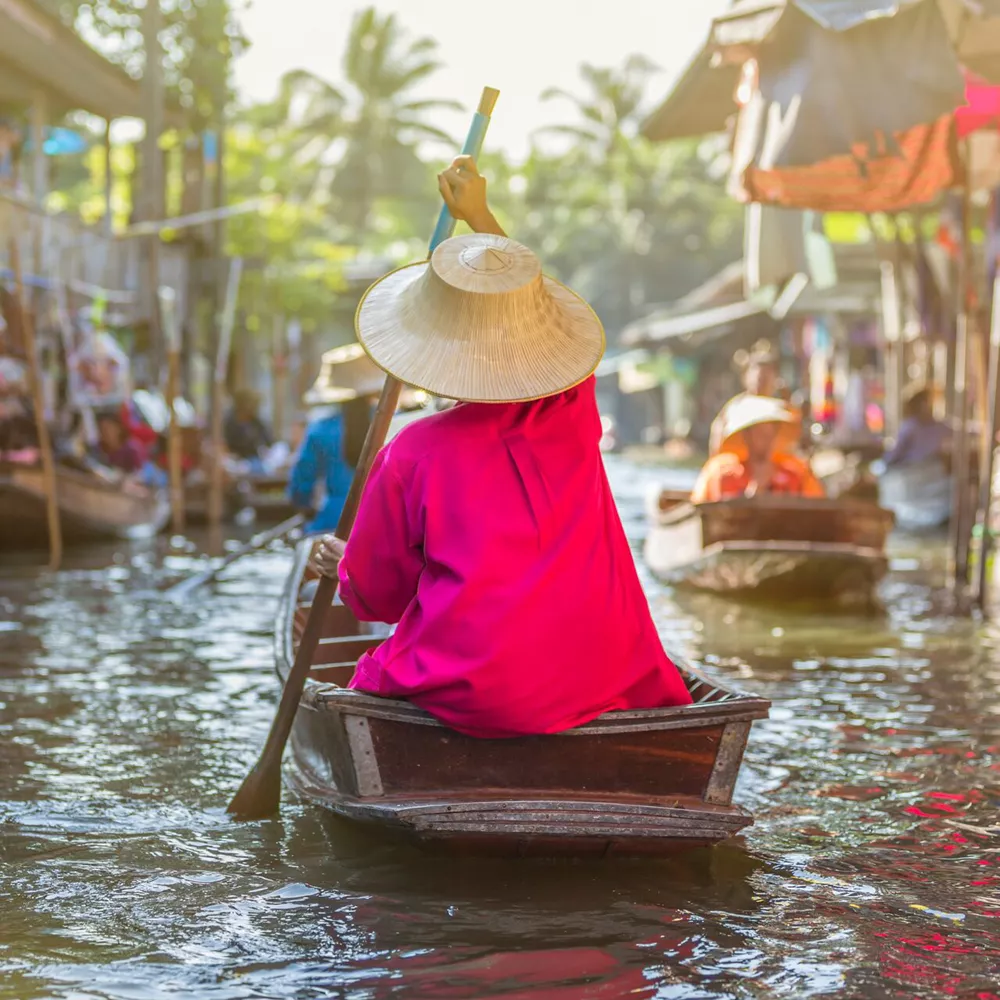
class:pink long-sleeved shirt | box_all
[337,376,692,738]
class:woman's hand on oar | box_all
[437,156,505,237]
[312,535,346,579]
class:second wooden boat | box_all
[645,494,894,607]
[239,472,298,523]
[279,539,771,857]
[0,462,169,549]
[878,460,952,532]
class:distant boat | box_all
[0,463,169,549]
[277,538,771,856]
[878,460,952,532]
[645,493,893,610]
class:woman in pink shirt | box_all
[315,157,692,738]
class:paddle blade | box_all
[227,755,283,819]
[227,573,339,819]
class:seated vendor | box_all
[311,155,693,739]
[881,386,950,470]
[709,342,803,456]
[91,412,146,474]
[692,395,824,504]
[289,392,370,533]
[224,389,273,472]
[0,393,38,460]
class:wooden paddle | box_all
[227,86,500,820]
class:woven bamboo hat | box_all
[719,395,797,458]
[304,344,385,405]
[304,343,427,408]
[355,233,605,402]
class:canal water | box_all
[2,457,999,999]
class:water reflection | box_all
[1,459,999,998]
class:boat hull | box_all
[879,460,952,532]
[278,541,770,857]
[0,464,169,548]
[645,495,894,608]
[647,535,886,605]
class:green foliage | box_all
[484,58,742,339]
[223,117,354,334]
[49,4,741,348]
[253,7,459,243]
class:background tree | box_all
[268,7,461,242]
[486,58,742,342]
[41,0,247,130]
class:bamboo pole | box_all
[949,174,973,599]
[879,258,903,442]
[121,197,275,239]
[208,257,243,529]
[158,285,185,534]
[271,313,286,443]
[9,233,61,570]
[974,273,1000,609]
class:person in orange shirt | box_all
[708,341,804,456]
[692,395,824,504]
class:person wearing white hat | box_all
[692,394,824,504]
[289,345,380,533]
[708,340,802,457]
[313,156,693,739]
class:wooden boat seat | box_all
[310,663,357,685]
[294,600,362,639]
[313,635,384,665]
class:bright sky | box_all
[233,0,729,159]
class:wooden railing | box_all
[0,186,189,319]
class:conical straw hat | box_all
[304,343,385,405]
[719,395,797,458]
[304,342,427,408]
[355,233,605,403]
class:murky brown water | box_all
[2,457,1000,999]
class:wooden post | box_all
[103,119,114,237]
[10,233,61,570]
[158,286,185,534]
[272,313,286,442]
[975,273,1000,609]
[209,257,243,529]
[30,90,47,203]
[949,176,973,598]
[141,0,164,383]
[879,260,903,441]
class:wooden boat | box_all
[878,459,952,532]
[0,462,170,548]
[239,472,298,523]
[279,538,771,856]
[645,494,894,607]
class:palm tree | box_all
[526,56,742,339]
[537,55,658,162]
[269,7,460,238]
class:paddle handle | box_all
[426,87,500,253]
[335,377,402,538]
[226,86,499,819]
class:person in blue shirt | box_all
[288,394,371,533]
